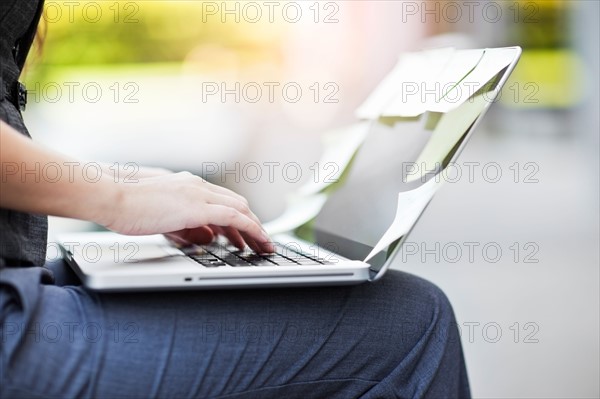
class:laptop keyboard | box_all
[187,243,337,268]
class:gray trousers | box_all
[0,260,470,398]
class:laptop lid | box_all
[296,47,522,278]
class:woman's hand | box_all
[101,172,274,254]
[1,122,273,253]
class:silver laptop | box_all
[57,47,521,291]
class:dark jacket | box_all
[0,0,48,267]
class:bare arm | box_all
[97,162,172,182]
[0,120,273,253]
[0,120,118,224]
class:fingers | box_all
[206,192,262,227]
[179,173,273,253]
[209,224,246,250]
[166,226,215,246]
[164,232,191,247]
[186,173,247,205]
[238,231,262,254]
[183,172,262,227]
[202,205,274,253]
[205,183,250,207]
[204,191,273,253]
[209,225,226,237]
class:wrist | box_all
[81,176,125,229]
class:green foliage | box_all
[27,1,282,82]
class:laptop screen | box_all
[306,68,510,269]
[289,47,521,271]
[309,117,435,268]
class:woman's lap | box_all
[1,261,469,398]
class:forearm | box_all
[0,120,120,225]
[0,120,272,252]
[97,162,171,182]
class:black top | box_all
[0,0,48,267]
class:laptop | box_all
[57,47,521,291]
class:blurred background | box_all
[25,1,598,397]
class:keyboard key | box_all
[251,259,277,266]
[262,255,298,265]
[190,255,221,266]
[219,254,250,266]
[229,263,252,268]
[274,261,301,266]
[189,241,340,267]
[294,258,321,265]
[204,261,226,267]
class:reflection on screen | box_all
[311,116,434,262]
[305,69,506,269]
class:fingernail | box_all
[260,231,271,243]
[263,240,274,253]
